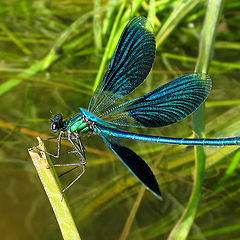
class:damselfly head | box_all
[51,114,64,133]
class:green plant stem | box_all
[156,0,201,48]
[93,0,102,54]
[93,0,127,90]
[167,0,224,239]
[147,0,156,24]
[28,137,81,240]
[162,52,240,70]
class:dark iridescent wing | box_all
[97,126,161,199]
[88,17,156,115]
[99,73,212,128]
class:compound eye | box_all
[51,114,64,133]
[51,122,59,133]
[55,114,63,121]
[52,122,57,130]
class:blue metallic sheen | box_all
[96,126,240,146]
[47,17,240,199]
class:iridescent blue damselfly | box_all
[36,17,240,200]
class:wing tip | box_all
[99,131,163,200]
[147,185,162,200]
[152,191,163,200]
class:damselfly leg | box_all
[33,131,87,192]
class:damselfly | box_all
[36,17,240,199]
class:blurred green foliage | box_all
[0,0,240,240]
